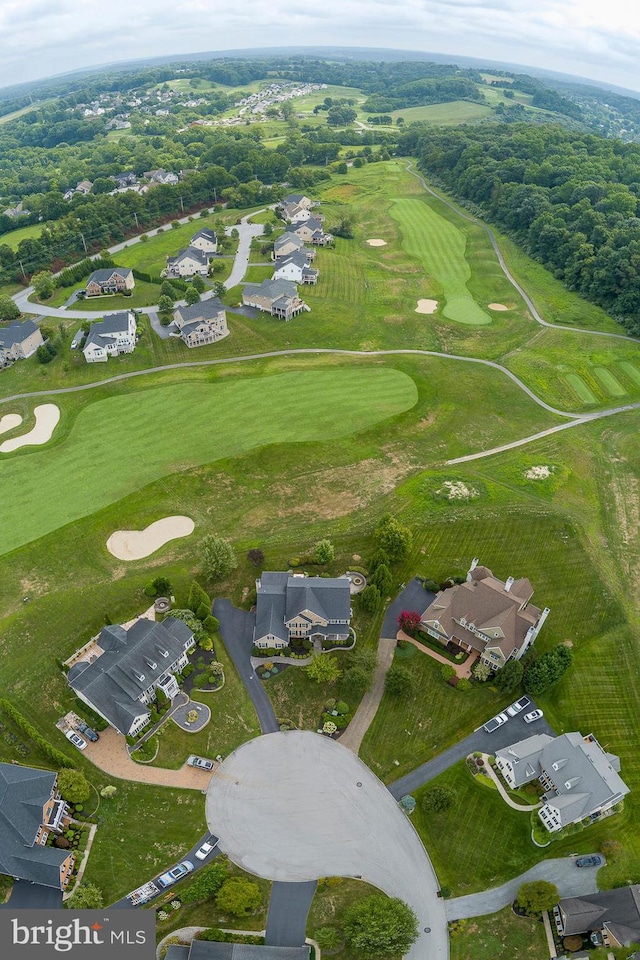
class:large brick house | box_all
[254,573,352,649]
[0,762,75,889]
[68,617,196,736]
[86,267,135,297]
[420,558,550,671]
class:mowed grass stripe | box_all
[390,198,492,325]
[593,367,626,397]
[0,367,417,556]
[566,373,597,404]
[618,361,640,387]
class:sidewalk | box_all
[481,753,541,811]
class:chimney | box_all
[505,576,515,592]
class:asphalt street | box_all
[213,598,279,734]
[265,881,317,946]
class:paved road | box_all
[224,211,266,289]
[0,880,63,909]
[445,856,601,920]
[109,840,224,910]
[265,881,317,946]
[388,702,553,799]
[206,731,447,960]
[213,598,279,734]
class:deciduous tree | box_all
[201,535,238,581]
[305,655,342,685]
[343,895,419,958]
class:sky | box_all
[1,0,640,93]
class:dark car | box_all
[76,721,99,742]
[575,855,603,868]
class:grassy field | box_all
[0,98,57,125]
[388,101,493,125]
[0,222,44,249]
[449,906,547,960]
[306,878,398,960]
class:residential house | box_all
[166,246,210,278]
[283,193,313,209]
[111,172,137,188]
[82,310,137,363]
[420,558,550,671]
[272,251,318,285]
[273,232,314,261]
[280,202,312,223]
[242,278,309,320]
[3,201,30,219]
[165,941,310,960]
[68,616,196,736]
[0,319,44,364]
[254,572,352,649]
[86,267,135,297]
[190,228,218,255]
[172,299,228,348]
[76,180,93,195]
[290,218,333,246]
[144,168,180,185]
[558,886,640,947]
[495,731,629,833]
[106,118,131,131]
[0,762,75,889]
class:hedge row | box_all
[0,699,75,768]
[56,254,115,289]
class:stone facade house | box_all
[558,886,640,948]
[82,310,137,363]
[190,228,218,254]
[254,573,352,649]
[242,278,309,320]
[420,559,550,671]
[86,267,135,297]
[172,299,228,348]
[495,731,629,832]
[0,319,44,364]
[166,246,210,278]
[0,762,75,889]
[272,252,318,285]
[68,617,196,736]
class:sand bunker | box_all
[107,516,195,561]
[525,465,552,480]
[415,299,439,315]
[488,303,509,311]
[0,413,23,437]
[366,238,387,247]
[0,404,60,453]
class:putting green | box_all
[566,373,597,404]
[618,361,640,388]
[593,367,626,397]
[390,198,492,326]
[0,367,417,556]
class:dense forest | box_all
[403,123,640,332]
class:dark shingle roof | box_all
[0,320,39,350]
[174,299,225,324]
[88,268,132,284]
[255,574,350,644]
[243,279,298,301]
[167,247,209,267]
[560,886,640,943]
[274,232,304,251]
[191,228,217,243]
[0,763,69,888]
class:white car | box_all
[65,729,87,750]
[506,696,531,717]
[483,712,509,733]
[195,836,220,861]
[524,709,544,723]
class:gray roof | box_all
[87,267,132,284]
[255,572,289,645]
[275,252,315,273]
[0,319,39,350]
[283,194,309,205]
[291,217,323,233]
[255,574,350,644]
[496,734,554,787]
[167,246,209,267]
[243,279,298,301]
[274,232,304,251]
[174,299,225,325]
[68,617,194,734]
[191,228,217,243]
[0,763,69,888]
[560,886,640,944]
[186,942,310,960]
[83,311,134,352]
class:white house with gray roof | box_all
[272,251,318,285]
[190,228,218,254]
[68,617,196,736]
[273,232,314,262]
[496,731,629,832]
[254,573,352,649]
[166,246,210,278]
[82,310,137,363]
[242,278,309,320]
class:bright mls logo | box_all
[0,911,156,958]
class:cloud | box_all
[0,0,639,91]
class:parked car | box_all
[195,836,220,861]
[523,709,544,723]
[75,721,99,742]
[187,755,214,771]
[506,696,531,717]
[156,861,195,888]
[483,712,509,733]
[576,855,603,868]
[65,730,87,750]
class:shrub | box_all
[247,548,265,567]
[215,877,263,916]
[456,677,472,692]
[182,663,195,677]
[314,927,342,950]
[54,836,70,849]
[473,661,491,682]
[516,880,560,917]
[360,584,381,612]
[385,664,414,697]
[100,785,117,798]
[57,769,90,804]
[422,785,456,813]
[204,615,219,633]
[440,664,456,681]
[313,539,335,564]
[196,602,210,621]
[424,579,440,592]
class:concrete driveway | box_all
[81,726,213,789]
[388,702,553,799]
[445,856,601,920]
[213,598,279,734]
[205,731,447,960]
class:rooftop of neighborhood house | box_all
[0,319,39,348]
[560,885,640,944]
[243,278,300,301]
[83,311,135,351]
[255,573,352,644]
[291,217,324,233]
[167,246,209,266]
[67,616,193,733]
[277,251,317,272]
[174,299,225,324]
[0,762,70,888]
[274,232,304,250]
[191,227,217,242]
[87,267,132,283]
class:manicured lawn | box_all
[0,365,417,555]
[306,878,397,960]
[449,906,547,960]
[70,280,166,310]
[0,223,44,249]
[387,102,494,125]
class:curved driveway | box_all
[206,731,447,960]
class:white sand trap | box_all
[525,465,552,480]
[488,303,509,311]
[0,413,23,437]
[366,238,387,246]
[107,516,195,561]
[415,299,439,314]
[0,404,60,453]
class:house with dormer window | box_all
[0,762,75,889]
[254,573,352,649]
[420,558,550,671]
[496,731,629,832]
[68,617,196,736]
